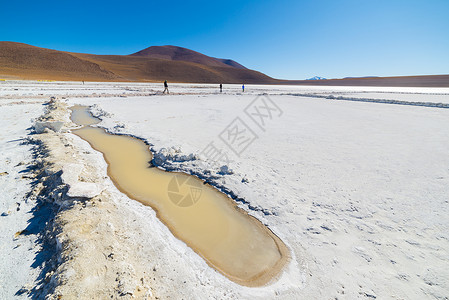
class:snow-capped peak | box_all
[306,76,326,80]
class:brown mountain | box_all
[0,42,269,83]
[0,42,448,86]
[130,45,247,69]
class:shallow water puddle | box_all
[70,105,101,126]
[70,105,288,286]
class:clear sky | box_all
[2,0,448,79]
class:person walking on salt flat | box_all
[220,83,223,93]
[163,80,169,94]
[242,84,245,92]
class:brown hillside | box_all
[0,42,117,81]
[216,58,247,69]
[0,42,448,86]
[129,45,246,69]
[72,53,272,83]
[0,42,273,83]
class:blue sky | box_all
[2,0,448,79]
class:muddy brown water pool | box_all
[69,105,288,286]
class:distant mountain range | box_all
[306,76,326,80]
[343,76,379,79]
[0,42,448,87]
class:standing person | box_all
[163,80,169,94]
[242,83,245,92]
[220,83,223,93]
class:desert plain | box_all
[1,81,448,299]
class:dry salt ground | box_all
[0,101,45,299]
[1,81,449,299]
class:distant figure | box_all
[242,84,245,92]
[82,81,84,85]
[220,83,223,93]
[163,80,169,94]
